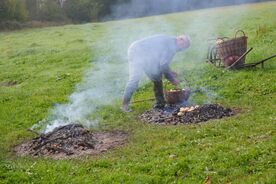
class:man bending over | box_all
[121,34,191,112]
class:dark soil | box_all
[0,80,18,87]
[139,104,234,125]
[15,124,128,159]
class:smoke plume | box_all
[32,44,129,133]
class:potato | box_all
[216,39,223,44]
[180,107,189,112]
[180,107,185,112]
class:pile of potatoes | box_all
[177,105,199,116]
[216,39,224,44]
[168,89,183,92]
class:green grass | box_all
[0,2,276,183]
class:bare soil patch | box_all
[0,80,18,87]
[15,124,128,159]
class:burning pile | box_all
[139,104,234,125]
[15,124,128,159]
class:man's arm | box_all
[161,63,179,85]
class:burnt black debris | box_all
[29,124,94,156]
[139,104,234,124]
[15,124,128,159]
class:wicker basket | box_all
[165,89,190,104]
[216,30,248,66]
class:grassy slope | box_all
[0,2,275,183]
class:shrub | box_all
[0,0,27,22]
[0,21,23,30]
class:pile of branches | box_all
[139,104,234,125]
[25,124,96,156]
[15,124,128,158]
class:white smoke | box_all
[32,50,129,133]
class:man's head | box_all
[176,35,191,51]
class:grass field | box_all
[0,2,276,183]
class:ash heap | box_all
[139,104,234,125]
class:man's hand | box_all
[171,71,178,78]
[171,79,180,86]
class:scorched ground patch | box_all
[15,124,128,159]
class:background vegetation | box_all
[0,1,275,183]
[0,0,272,30]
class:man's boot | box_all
[121,94,132,113]
[153,80,166,109]
[121,78,141,113]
